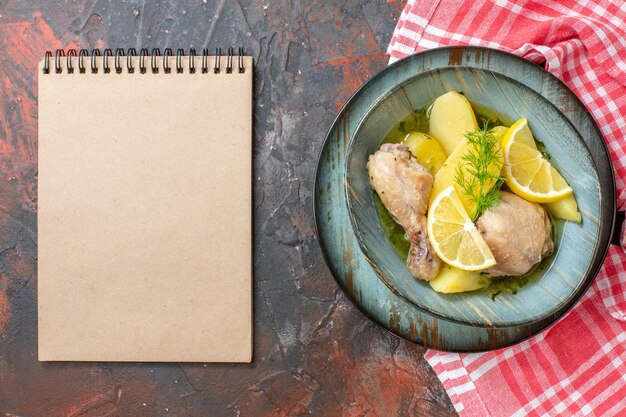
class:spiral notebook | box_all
[37,48,252,362]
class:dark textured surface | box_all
[0,1,456,416]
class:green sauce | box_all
[472,104,512,128]
[374,193,410,260]
[383,105,430,143]
[374,101,563,298]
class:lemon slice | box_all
[491,125,509,146]
[502,119,573,203]
[507,119,537,148]
[427,186,496,271]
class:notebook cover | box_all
[37,55,253,362]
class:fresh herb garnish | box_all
[454,125,504,220]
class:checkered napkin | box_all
[388,1,626,415]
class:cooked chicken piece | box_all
[367,143,442,281]
[476,191,554,277]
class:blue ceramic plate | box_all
[344,65,611,328]
[315,47,614,350]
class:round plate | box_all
[345,66,602,328]
[313,46,615,351]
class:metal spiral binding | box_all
[214,48,221,73]
[163,48,173,74]
[126,48,136,73]
[43,51,52,74]
[78,49,89,73]
[90,49,101,73]
[66,49,76,73]
[188,48,196,74]
[151,48,161,73]
[202,48,210,74]
[103,48,112,73]
[115,48,124,74]
[238,47,245,73]
[176,48,185,73]
[54,50,64,74]
[43,47,246,74]
[140,48,149,74]
[226,47,233,74]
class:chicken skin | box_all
[367,143,442,281]
[476,191,554,277]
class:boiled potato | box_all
[544,194,582,223]
[429,136,504,220]
[402,132,447,175]
[429,91,478,155]
[429,264,490,293]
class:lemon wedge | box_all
[491,125,509,145]
[427,186,496,271]
[502,119,573,203]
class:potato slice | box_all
[429,264,490,294]
[544,194,582,223]
[430,135,504,220]
[429,91,478,155]
[402,132,447,175]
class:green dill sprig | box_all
[454,125,504,220]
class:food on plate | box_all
[430,126,504,221]
[427,186,496,271]
[402,132,447,175]
[429,91,478,155]
[370,91,579,294]
[501,118,573,202]
[429,264,490,294]
[476,191,554,277]
[545,194,582,223]
[367,143,442,281]
[491,125,509,143]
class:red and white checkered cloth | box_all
[388,1,626,415]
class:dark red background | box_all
[0,1,456,415]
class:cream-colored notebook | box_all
[38,48,252,362]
